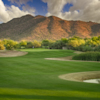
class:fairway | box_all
[0,49,100,100]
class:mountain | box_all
[0,14,100,41]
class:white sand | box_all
[83,79,100,84]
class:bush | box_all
[73,52,100,61]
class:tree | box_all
[68,39,85,48]
[20,40,27,46]
[69,36,81,40]
[50,40,65,49]
[42,40,49,47]
[26,42,34,48]
[3,39,18,50]
[86,39,98,47]
[98,35,100,40]
[61,38,68,43]
[92,36,98,42]
[0,40,5,50]
[33,40,41,48]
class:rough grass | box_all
[73,52,100,61]
[0,48,100,100]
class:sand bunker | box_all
[59,71,100,83]
[0,50,28,57]
[83,79,100,84]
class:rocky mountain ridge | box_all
[0,14,100,41]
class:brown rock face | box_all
[0,14,100,41]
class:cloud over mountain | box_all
[0,0,35,22]
[0,0,100,23]
[42,0,100,23]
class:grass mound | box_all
[73,52,100,61]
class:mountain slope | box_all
[0,14,100,41]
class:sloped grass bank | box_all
[73,52,100,61]
[0,49,100,100]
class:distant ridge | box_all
[0,14,100,41]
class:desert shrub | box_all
[73,52,100,61]
[3,39,18,50]
[33,40,41,48]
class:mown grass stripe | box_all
[0,88,100,98]
[0,98,43,100]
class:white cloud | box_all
[42,0,68,15]
[0,0,35,23]
[42,0,100,23]
[22,5,35,14]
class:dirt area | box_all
[0,50,28,57]
[45,51,100,63]
[59,71,100,82]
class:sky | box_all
[0,0,100,23]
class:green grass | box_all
[0,48,100,100]
[73,52,100,61]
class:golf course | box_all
[0,48,100,100]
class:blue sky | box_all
[0,0,100,23]
[2,0,72,16]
